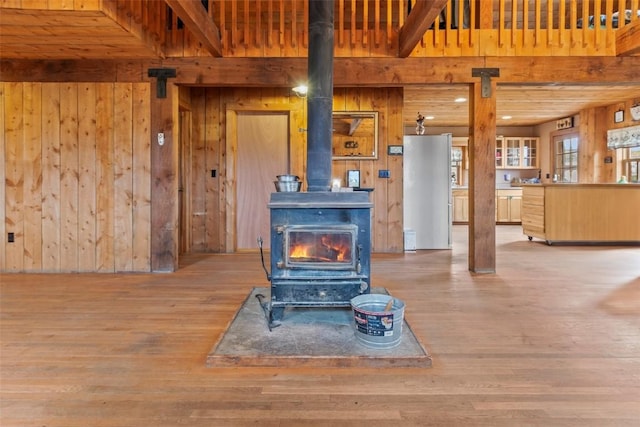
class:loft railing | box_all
[163,0,640,57]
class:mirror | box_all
[332,111,378,159]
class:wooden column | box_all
[150,83,179,272]
[468,80,496,273]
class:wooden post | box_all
[150,82,179,272]
[468,79,496,273]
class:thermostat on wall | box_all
[388,145,403,155]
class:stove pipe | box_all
[306,0,334,192]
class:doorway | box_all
[235,112,289,250]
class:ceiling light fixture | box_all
[502,115,512,120]
[425,115,435,120]
[454,97,467,103]
[292,84,308,97]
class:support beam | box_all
[468,79,497,273]
[2,57,640,85]
[150,82,179,272]
[616,19,640,56]
[398,0,448,57]
[164,0,223,57]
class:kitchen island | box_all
[521,184,640,244]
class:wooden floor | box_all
[1,226,640,426]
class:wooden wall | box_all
[579,96,638,184]
[0,82,151,273]
[182,86,404,255]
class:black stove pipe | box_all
[306,0,334,192]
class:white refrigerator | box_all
[403,134,452,250]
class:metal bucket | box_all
[350,294,405,349]
[274,180,302,192]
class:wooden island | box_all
[521,184,640,244]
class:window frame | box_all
[553,132,579,183]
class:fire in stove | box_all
[286,226,355,267]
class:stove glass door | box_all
[285,225,357,270]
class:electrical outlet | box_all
[8,232,15,243]
[378,170,390,178]
[211,169,217,178]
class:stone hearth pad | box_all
[206,287,432,368]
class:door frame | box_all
[225,105,297,251]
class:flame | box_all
[289,233,352,263]
[290,244,312,259]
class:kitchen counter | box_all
[521,184,640,244]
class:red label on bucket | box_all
[353,309,394,336]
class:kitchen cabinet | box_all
[451,188,522,224]
[522,184,640,243]
[452,189,469,223]
[495,137,504,168]
[496,189,522,223]
[496,137,538,169]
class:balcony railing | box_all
[162,0,640,57]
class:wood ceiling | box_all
[403,83,640,128]
[1,1,639,129]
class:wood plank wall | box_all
[1,82,633,271]
[0,82,151,273]
[182,86,404,256]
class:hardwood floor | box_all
[2,226,639,426]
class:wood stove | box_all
[259,0,373,324]
[268,192,372,321]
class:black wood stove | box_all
[267,192,372,321]
[259,0,372,325]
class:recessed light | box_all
[454,97,467,103]
[425,115,435,120]
[502,115,512,120]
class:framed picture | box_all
[347,170,360,188]
[614,110,624,123]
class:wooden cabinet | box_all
[521,185,545,239]
[495,137,504,168]
[496,137,538,169]
[452,189,469,223]
[451,188,522,224]
[496,189,522,223]
[522,184,640,244]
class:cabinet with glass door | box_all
[495,137,504,168]
[496,137,539,169]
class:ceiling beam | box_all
[2,56,640,85]
[164,0,222,57]
[616,19,640,56]
[398,0,448,58]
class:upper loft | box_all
[0,0,638,60]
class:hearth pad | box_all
[206,287,432,368]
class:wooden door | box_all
[236,112,289,250]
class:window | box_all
[623,147,640,183]
[553,134,579,183]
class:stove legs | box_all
[270,306,285,323]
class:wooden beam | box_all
[2,57,640,85]
[348,118,362,136]
[398,0,448,57]
[468,80,496,273]
[616,19,640,56]
[164,0,223,57]
[150,82,179,272]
